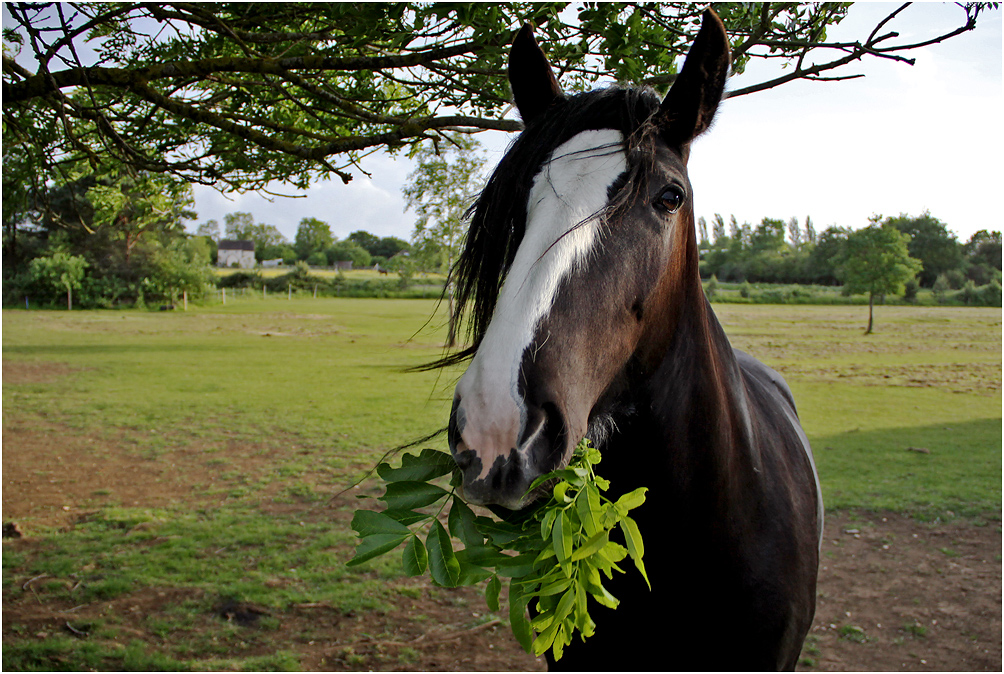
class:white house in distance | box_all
[217,240,255,268]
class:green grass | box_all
[2,298,459,449]
[2,300,999,670]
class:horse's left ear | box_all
[509,23,563,124]
[659,9,731,149]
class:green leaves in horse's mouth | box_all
[348,438,648,661]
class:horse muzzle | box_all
[448,394,570,510]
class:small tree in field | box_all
[834,224,921,334]
[29,251,88,309]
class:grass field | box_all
[2,300,1000,670]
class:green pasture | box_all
[2,300,1000,670]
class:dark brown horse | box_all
[442,10,821,671]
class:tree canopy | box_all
[833,222,922,333]
[3,2,988,198]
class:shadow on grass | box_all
[812,417,1002,519]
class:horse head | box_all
[448,11,730,509]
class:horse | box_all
[440,10,822,671]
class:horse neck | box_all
[642,229,761,505]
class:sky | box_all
[187,3,1003,245]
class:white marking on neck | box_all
[456,129,627,477]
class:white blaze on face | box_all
[455,129,628,478]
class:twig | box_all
[65,621,89,637]
[23,573,50,590]
[57,604,89,614]
[23,573,49,603]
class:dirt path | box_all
[2,416,1000,670]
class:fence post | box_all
[263,285,267,300]
[183,290,188,311]
[288,283,291,300]
[313,284,317,298]
[222,287,227,305]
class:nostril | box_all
[631,298,645,322]
[448,396,465,454]
[453,450,473,471]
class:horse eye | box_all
[655,187,685,214]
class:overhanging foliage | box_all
[2,2,988,194]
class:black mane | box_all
[432,85,664,369]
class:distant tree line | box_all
[699,212,1002,295]
[195,212,412,271]
[4,158,999,311]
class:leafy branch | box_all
[348,439,648,661]
[2,2,989,193]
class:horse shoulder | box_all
[734,347,824,549]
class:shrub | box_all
[945,269,966,290]
[739,281,752,298]
[903,278,919,303]
[705,274,718,299]
[960,280,978,305]
[980,280,1002,306]
[932,274,950,303]
[306,251,327,267]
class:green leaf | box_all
[508,580,533,653]
[621,516,650,590]
[457,562,493,585]
[485,575,501,613]
[347,533,409,566]
[402,535,428,576]
[570,530,609,562]
[614,487,648,513]
[426,520,461,587]
[574,582,596,638]
[541,506,558,540]
[381,509,430,526]
[532,618,561,656]
[554,587,576,620]
[576,483,601,536]
[553,481,572,503]
[350,509,411,537]
[456,546,509,568]
[380,481,449,510]
[448,496,483,548]
[533,574,573,598]
[496,552,538,578]
[553,509,573,573]
[476,517,523,546]
[376,449,455,482]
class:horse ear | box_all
[508,23,563,124]
[659,9,731,148]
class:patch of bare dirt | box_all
[798,511,1001,672]
[2,361,87,385]
[1,420,292,529]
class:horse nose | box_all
[448,392,569,509]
